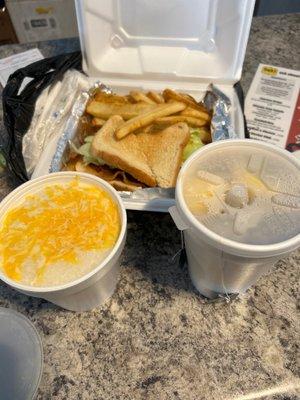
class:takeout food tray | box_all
[32,0,255,212]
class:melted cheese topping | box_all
[0,178,120,286]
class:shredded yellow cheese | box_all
[0,178,120,285]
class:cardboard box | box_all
[6,0,78,43]
[0,6,18,45]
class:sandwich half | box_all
[136,122,190,187]
[89,117,190,188]
[91,115,156,187]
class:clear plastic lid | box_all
[0,308,43,400]
[183,143,300,245]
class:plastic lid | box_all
[182,141,300,246]
[75,0,255,86]
[0,308,43,400]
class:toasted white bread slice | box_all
[90,115,157,187]
[137,123,190,188]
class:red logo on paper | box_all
[286,91,300,153]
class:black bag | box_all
[1,51,82,184]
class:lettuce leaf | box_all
[70,136,106,166]
[183,129,204,161]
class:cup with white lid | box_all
[0,172,127,311]
[170,139,300,299]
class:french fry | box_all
[86,101,156,120]
[166,98,177,103]
[180,106,211,122]
[163,88,197,107]
[115,102,187,139]
[185,98,208,113]
[147,91,165,104]
[91,117,106,128]
[155,116,207,128]
[163,88,208,112]
[94,92,129,104]
[130,91,156,104]
[137,123,165,134]
[126,95,137,103]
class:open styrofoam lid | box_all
[75,0,255,86]
[0,308,43,400]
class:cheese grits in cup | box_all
[170,140,300,299]
[0,172,127,311]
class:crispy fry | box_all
[184,95,208,113]
[155,116,207,128]
[138,124,166,134]
[183,93,200,103]
[86,101,156,120]
[147,91,165,104]
[130,91,156,104]
[94,92,129,104]
[126,95,137,103]
[163,88,197,107]
[91,117,106,127]
[180,107,211,122]
[163,88,208,112]
[165,97,174,102]
[115,102,186,139]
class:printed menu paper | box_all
[0,49,44,88]
[245,64,300,158]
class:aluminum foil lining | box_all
[204,84,237,141]
[50,82,112,171]
[49,78,235,200]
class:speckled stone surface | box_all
[0,14,299,400]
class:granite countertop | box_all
[0,13,299,400]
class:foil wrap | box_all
[50,82,112,172]
[42,77,235,202]
[204,84,236,141]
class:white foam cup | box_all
[0,172,127,311]
[170,140,300,299]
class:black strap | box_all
[234,81,250,139]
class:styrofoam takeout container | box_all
[0,172,127,311]
[32,0,256,212]
[75,0,255,212]
[169,140,300,298]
